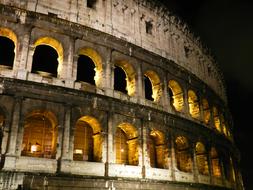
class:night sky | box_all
[158,0,253,189]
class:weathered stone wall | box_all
[0,0,227,102]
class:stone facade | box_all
[0,0,243,190]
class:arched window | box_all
[0,36,15,69]
[213,107,221,132]
[21,111,58,159]
[222,155,236,182]
[149,130,168,169]
[210,147,221,177]
[114,60,136,96]
[175,136,192,173]
[31,45,59,77]
[168,80,184,111]
[188,90,200,119]
[144,76,153,101]
[31,37,63,78]
[202,99,211,124]
[115,127,128,164]
[115,123,138,166]
[76,55,96,85]
[195,142,209,175]
[114,66,127,94]
[220,114,228,136]
[144,71,162,102]
[78,48,103,87]
[73,116,102,162]
[0,28,17,69]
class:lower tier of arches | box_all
[0,78,243,190]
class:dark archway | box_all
[76,55,96,85]
[114,66,127,94]
[31,45,59,77]
[0,36,15,69]
[144,76,153,101]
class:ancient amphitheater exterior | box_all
[0,0,244,189]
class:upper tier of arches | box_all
[0,26,233,141]
[0,1,226,102]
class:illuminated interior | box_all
[114,60,136,96]
[32,37,63,77]
[149,130,168,169]
[168,80,184,111]
[213,107,222,132]
[195,142,209,175]
[210,147,221,177]
[78,48,103,87]
[188,90,200,119]
[21,110,58,159]
[73,116,102,162]
[202,99,211,124]
[220,114,228,137]
[115,123,138,165]
[0,27,17,69]
[144,70,162,102]
[175,136,192,173]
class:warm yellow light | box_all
[145,70,162,102]
[74,149,83,154]
[31,145,37,153]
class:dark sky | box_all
[158,0,253,189]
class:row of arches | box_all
[0,27,230,139]
[0,109,236,183]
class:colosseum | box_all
[0,0,244,189]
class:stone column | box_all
[26,44,35,73]
[6,97,22,156]
[16,31,31,80]
[105,111,114,177]
[3,97,22,170]
[64,37,75,88]
[104,50,113,96]
[198,96,204,122]
[162,75,170,111]
[170,132,176,180]
[61,106,71,160]
[183,87,190,116]
[136,64,143,101]
[192,142,199,183]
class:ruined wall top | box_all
[0,0,227,102]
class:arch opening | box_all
[175,136,192,173]
[31,45,59,77]
[114,60,136,96]
[114,66,128,94]
[76,55,96,85]
[21,110,58,159]
[213,107,221,132]
[195,142,209,175]
[188,90,200,119]
[149,130,168,169]
[144,71,162,102]
[115,123,138,166]
[144,76,153,101]
[202,99,211,124]
[210,147,221,177]
[168,80,184,111]
[0,36,15,69]
[73,116,102,162]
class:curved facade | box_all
[0,0,243,189]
